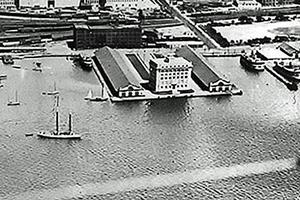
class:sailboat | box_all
[84,89,93,100]
[37,96,81,139]
[7,91,20,106]
[42,82,59,95]
[85,86,108,101]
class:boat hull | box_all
[273,65,300,82]
[37,131,81,139]
[240,55,265,71]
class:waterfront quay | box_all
[91,46,242,102]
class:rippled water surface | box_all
[1,44,300,199]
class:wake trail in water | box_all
[3,158,297,200]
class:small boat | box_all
[84,89,93,100]
[85,86,108,102]
[2,55,14,64]
[74,54,93,71]
[37,96,81,139]
[42,82,59,95]
[32,61,42,72]
[240,53,265,71]
[0,74,7,80]
[25,133,34,137]
[12,64,21,69]
[89,86,108,101]
[273,62,300,81]
[7,91,20,106]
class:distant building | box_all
[176,46,233,92]
[20,0,48,7]
[260,0,294,6]
[148,56,193,93]
[93,46,145,98]
[73,24,142,49]
[106,0,159,10]
[0,0,16,9]
[235,0,261,10]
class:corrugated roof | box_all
[94,46,140,91]
[175,46,223,88]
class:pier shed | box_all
[93,46,145,98]
[176,46,233,92]
[277,42,299,58]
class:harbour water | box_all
[1,42,300,199]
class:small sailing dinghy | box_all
[84,89,93,100]
[7,91,20,106]
[42,82,59,95]
[37,96,81,139]
[89,85,108,101]
[84,86,108,102]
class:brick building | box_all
[73,24,142,49]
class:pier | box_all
[265,64,298,90]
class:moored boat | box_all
[273,61,300,81]
[2,55,14,64]
[42,82,59,95]
[240,53,265,71]
[7,91,20,106]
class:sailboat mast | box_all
[69,112,72,132]
[56,110,59,134]
[55,95,59,134]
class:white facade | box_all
[236,0,261,10]
[106,0,159,10]
[149,56,193,93]
[0,0,15,9]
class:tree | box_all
[99,0,106,8]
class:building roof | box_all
[277,42,299,56]
[175,46,225,88]
[74,24,140,30]
[94,46,141,91]
[150,56,192,69]
[257,48,291,60]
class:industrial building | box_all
[176,46,233,92]
[148,55,193,93]
[93,46,145,98]
[73,24,142,49]
[0,0,15,9]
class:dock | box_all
[265,64,298,90]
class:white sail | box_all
[84,89,93,100]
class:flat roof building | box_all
[73,24,142,49]
[256,48,291,60]
[0,0,15,9]
[277,42,300,58]
[176,46,233,92]
[148,56,193,93]
[93,46,144,98]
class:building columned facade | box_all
[73,24,142,49]
[148,56,193,93]
[260,0,294,6]
[236,0,261,10]
[106,0,159,10]
[0,0,15,9]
